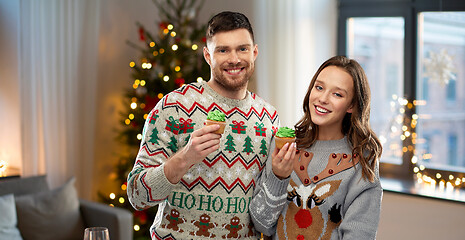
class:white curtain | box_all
[254,0,337,127]
[19,0,100,199]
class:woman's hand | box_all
[271,142,297,179]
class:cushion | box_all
[0,194,23,240]
[15,177,85,240]
[0,175,49,197]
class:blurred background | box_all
[1,0,464,239]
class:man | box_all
[127,11,279,239]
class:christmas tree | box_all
[99,0,210,239]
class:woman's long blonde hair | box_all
[295,56,382,182]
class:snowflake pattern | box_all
[196,165,203,175]
[423,48,456,86]
[200,96,207,103]
[216,166,224,174]
[185,172,193,180]
[243,173,250,181]
[225,171,233,180]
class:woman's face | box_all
[309,66,354,137]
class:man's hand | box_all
[164,124,221,183]
[271,142,297,180]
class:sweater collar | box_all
[201,81,252,108]
[311,136,350,152]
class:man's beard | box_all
[212,63,253,91]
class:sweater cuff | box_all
[145,163,177,199]
[263,171,290,201]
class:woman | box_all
[249,56,383,239]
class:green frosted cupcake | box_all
[205,110,226,134]
[275,127,296,149]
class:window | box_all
[347,17,405,166]
[338,0,465,185]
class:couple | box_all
[127,11,382,240]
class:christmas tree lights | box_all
[98,1,209,239]
[384,95,465,192]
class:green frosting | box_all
[207,110,226,122]
[276,127,296,138]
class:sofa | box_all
[0,175,133,240]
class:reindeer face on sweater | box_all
[275,150,360,239]
[277,179,342,240]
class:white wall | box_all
[378,191,465,240]
[255,0,337,127]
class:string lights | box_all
[383,95,465,191]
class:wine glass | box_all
[83,227,110,240]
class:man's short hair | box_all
[206,11,254,43]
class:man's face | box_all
[204,29,258,92]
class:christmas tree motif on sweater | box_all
[148,128,159,145]
[242,136,254,155]
[230,120,247,134]
[167,136,178,152]
[254,122,267,137]
[224,134,237,153]
[259,139,268,157]
[184,135,191,145]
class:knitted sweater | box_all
[127,81,280,240]
[249,137,382,240]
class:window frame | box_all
[337,0,465,181]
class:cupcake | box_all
[204,110,226,134]
[275,127,296,149]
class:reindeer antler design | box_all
[312,153,360,183]
[293,150,314,186]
